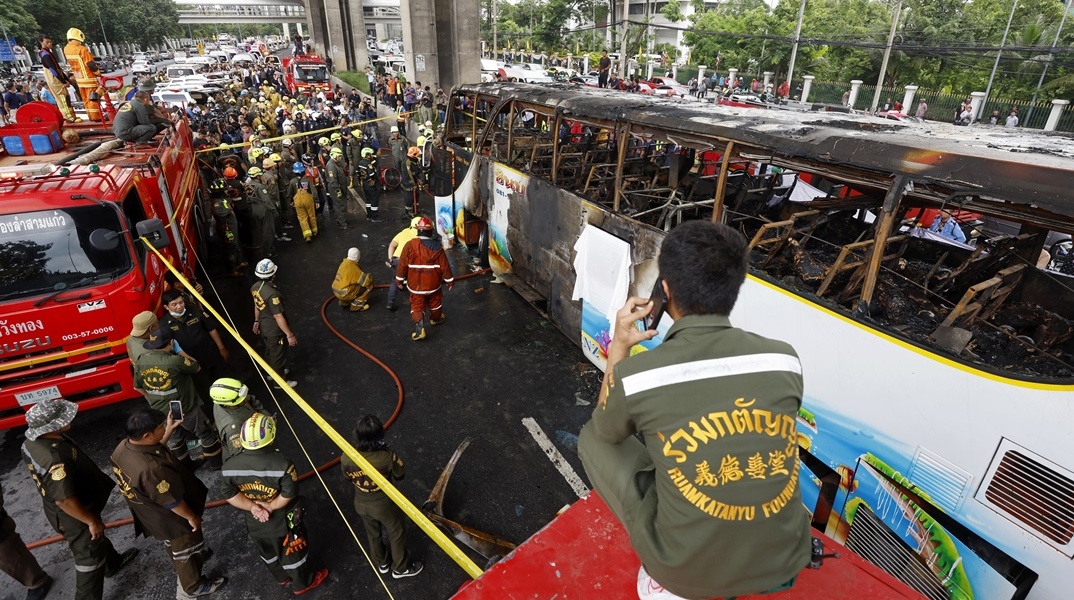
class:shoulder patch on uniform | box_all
[271,297,281,305]
[183,358,193,367]
[156,480,171,494]
[50,465,67,481]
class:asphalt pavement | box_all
[0,177,602,599]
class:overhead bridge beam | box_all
[176,5,306,24]
[174,0,302,5]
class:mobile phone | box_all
[168,400,183,422]
[644,278,667,331]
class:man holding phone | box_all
[133,327,222,469]
[578,220,812,600]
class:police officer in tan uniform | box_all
[251,259,298,388]
[111,409,226,599]
[22,399,139,600]
[341,415,422,579]
[221,414,329,594]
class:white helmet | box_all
[282,138,293,147]
[255,258,277,279]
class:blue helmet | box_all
[292,162,305,174]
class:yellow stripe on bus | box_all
[747,274,1074,391]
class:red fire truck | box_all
[0,103,207,428]
[283,54,333,99]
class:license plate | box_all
[15,386,62,407]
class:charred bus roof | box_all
[455,82,1074,231]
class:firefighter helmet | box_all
[67,28,85,42]
[247,166,264,178]
[270,153,283,163]
[223,166,238,179]
[209,178,226,192]
[330,132,342,142]
[255,258,277,279]
[239,413,277,450]
[329,147,343,158]
[415,216,434,231]
[209,378,248,406]
[292,162,305,174]
[249,147,263,159]
[361,147,374,158]
[282,138,293,147]
[262,157,276,169]
[407,146,420,159]
[301,153,314,164]
[318,137,330,147]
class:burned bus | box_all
[433,83,1073,600]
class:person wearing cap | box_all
[356,147,382,222]
[396,217,454,340]
[0,480,53,600]
[114,91,169,143]
[384,217,421,312]
[209,378,268,461]
[22,399,140,600]
[388,126,409,193]
[160,289,230,415]
[286,164,319,242]
[127,310,159,367]
[252,259,299,388]
[133,327,222,467]
[111,409,227,599]
[341,414,423,579]
[324,147,352,230]
[245,166,280,260]
[221,414,330,594]
[332,248,374,312]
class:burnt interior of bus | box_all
[444,85,1074,383]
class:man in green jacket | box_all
[578,220,811,600]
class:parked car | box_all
[568,75,600,88]
[649,76,689,98]
[131,61,153,76]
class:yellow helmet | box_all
[247,166,264,178]
[209,378,248,406]
[67,28,85,42]
[318,137,330,147]
[330,132,342,141]
[239,413,277,450]
[269,153,282,162]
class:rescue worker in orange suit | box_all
[38,35,78,122]
[63,28,104,109]
[332,248,373,311]
[395,217,453,341]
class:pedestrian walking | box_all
[252,259,299,388]
[395,217,454,341]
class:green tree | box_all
[0,0,40,46]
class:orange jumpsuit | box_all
[395,234,453,333]
[62,41,101,106]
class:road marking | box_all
[522,417,590,499]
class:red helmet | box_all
[415,216,434,231]
[223,166,238,179]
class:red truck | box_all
[283,54,333,99]
[0,105,207,428]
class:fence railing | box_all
[658,70,1073,133]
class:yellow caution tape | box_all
[196,111,418,154]
[140,238,484,579]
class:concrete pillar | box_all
[801,75,815,103]
[728,68,738,88]
[297,23,305,38]
[319,0,347,71]
[763,71,773,87]
[848,80,863,108]
[1045,99,1070,131]
[646,61,654,79]
[401,0,480,93]
[697,65,707,81]
[672,64,678,80]
[283,23,290,39]
[344,0,370,71]
[970,91,986,122]
[901,85,918,113]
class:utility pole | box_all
[493,0,498,61]
[870,0,902,113]
[618,0,629,79]
[785,0,807,92]
[1026,0,1072,123]
[982,0,1019,119]
[96,0,111,50]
